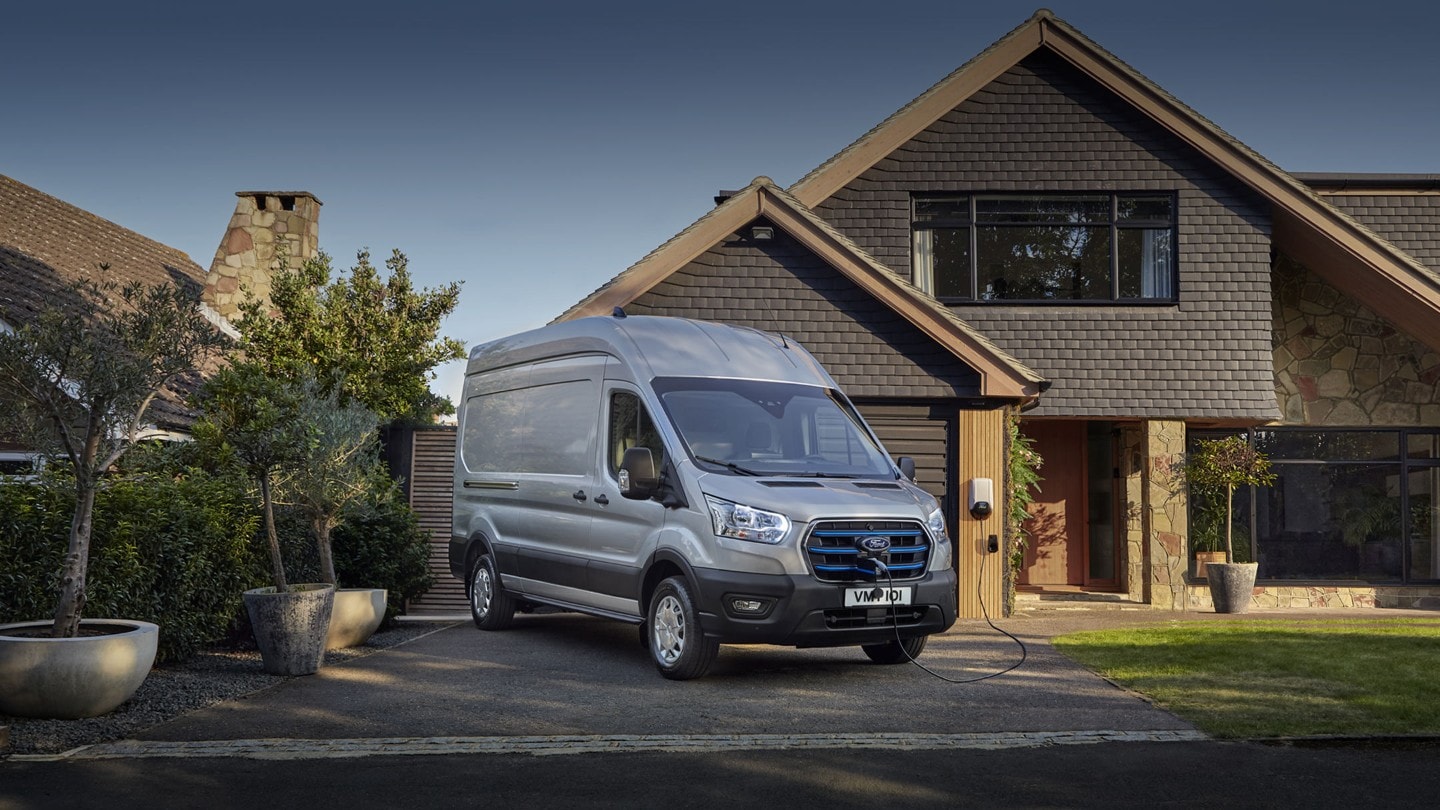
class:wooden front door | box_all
[1020,421,1086,586]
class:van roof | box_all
[467,315,838,387]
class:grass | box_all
[1051,619,1440,739]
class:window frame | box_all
[911,191,1179,304]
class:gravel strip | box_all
[1,620,457,756]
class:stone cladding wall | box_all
[1273,254,1440,426]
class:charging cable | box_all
[871,544,1027,684]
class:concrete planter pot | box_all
[244,584,335,676]
[0,619,158,719]
[326,588,388,650]
[1205,562,1258,614]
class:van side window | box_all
[608,391,665,477]
[462,380,596,475]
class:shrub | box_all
[0,447,265,662]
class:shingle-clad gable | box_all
[812,52,1278,420]
[1320,195,1440,273]
[625,220,983,399]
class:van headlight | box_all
[926,506,952,569]
[705,496,791,545]
[925,506,947,542]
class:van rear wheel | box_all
[862,635,927,664]
[647,576,718,680]
[470,553,516,630]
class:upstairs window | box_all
[912,193,1176,302]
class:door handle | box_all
[573,490,588,502]
[594,494,610,506]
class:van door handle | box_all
[573,490,587,502]
[594,494,609,506]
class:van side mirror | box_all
[619,447,660,499]
[897,456,917,483]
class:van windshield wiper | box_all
[693,455,763,476]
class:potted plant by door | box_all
[193,362,333,675]
[1184,435,1275,613]
[0,280,224,717]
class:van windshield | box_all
[653,377,895,478]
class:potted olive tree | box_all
[286,379,388,649]
[0,279,224,717]
[1185,435,1275,613]
[193,362,333,675]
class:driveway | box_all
[131,612,1193,745]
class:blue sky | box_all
[4,0,1437,406]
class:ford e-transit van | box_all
[450,313,957,679]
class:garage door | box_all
[856,404,956,539]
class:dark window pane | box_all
[928,227,970,298]
[1407,432,1440,460]
[1254,430,1401,462]
[1117,196,1172,222]
[1117,228,1174,298]
[976,225,1110,300]
[1256,463,1403,580]
[1408,465,1440,581]
[914,197,969,222]
[975,195,1108,224]
[607,391,665,476]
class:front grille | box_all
[823,607,927,629]
[804,520,930,584]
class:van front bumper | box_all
[689,567,957,647]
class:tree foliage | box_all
[1184,435,1275,560]
[284,377,382,585]
[235,249,465,423]
[0,278,226,637]
[1005,413,1043,610]
[191,361,312,592]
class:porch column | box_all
[1141,420,1188,610]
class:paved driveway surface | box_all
[135,613,1192,743]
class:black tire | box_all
[646,576,718,680]
[862,635,927,664]
[470,553,517,630]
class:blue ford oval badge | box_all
[858,536,891,553]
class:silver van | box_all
[450,313,957,679]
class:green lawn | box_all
[1052,619,1440,739]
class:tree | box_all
[1184,435,1276,561]
[191,362,311,592]
[287,377,382,585]
[0,278,226,637]
[235,248,465,423]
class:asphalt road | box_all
[6,608,1439,808]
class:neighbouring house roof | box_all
[555,176,1047,400]
[0,173,220,430]
[785,9,1440,355]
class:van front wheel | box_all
[470,553,516,630]
[861,635,927,664]
[647,577,718,680]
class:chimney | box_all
[202,191,322,322]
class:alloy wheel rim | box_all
[653,594,684,665]
[472,566,493,617]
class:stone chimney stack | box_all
[202,191,322,322]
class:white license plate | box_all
[844,586,913,607]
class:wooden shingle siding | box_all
[627,220,984,399]
[814,52,1278,421]
[403,426,468,615]
[1321,195,1440,273]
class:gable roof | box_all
[0,173,220,430]
[555,176,1046,399]
[787,9,1440,355]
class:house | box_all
[555,10,1440,614]
[0,174,322,462]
